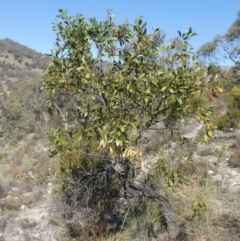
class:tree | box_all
[197,10,240,84]
[198,10,240,64]
[43,9,218,238]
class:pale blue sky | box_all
[0,0,239,63]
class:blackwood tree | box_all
[43,9,219,238]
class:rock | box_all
[179,118,204,139]
[207,170,214,175]
[20,205,25,210]
[214,130,236,139]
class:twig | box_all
[121,207,130,231]
[53,101,68,130]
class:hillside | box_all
[0,38,53,141]
[0,39,240,241]
[0,39,67,240]
[0,38,49,71]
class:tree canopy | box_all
[42,9,220,238]
[198,10,240,64]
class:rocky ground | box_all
[0,125,240,240]
[0,137,68,241]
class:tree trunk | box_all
[128,179,180,238]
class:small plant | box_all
[229,149,240,169]
[229,108,240,128]
[35,174,48,185]
[2,196,22,210]
[231,85,240,108]
[215,144,226,162]
[216,115,231,131]
[216,86,240,130]
[124,200,164,240]
[155,154,190,190]
[18,218,37,229]
[192,194,208,219]
[0,183,7,198]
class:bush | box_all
[229,149,240,169]
[215,86,240,130]
[231,85,240,108]
[123,200,164,240]
[43,9,221,239]
[216,115,229,131]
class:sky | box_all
[0,0,239,65]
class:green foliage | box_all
[43,9,217,177]
[198,10,240,85]
[124,200,163,239]
[216,115,231,131]
[0,76,47,141]
[0,38,50,70]
[35,174,48,185]
[186,95,207,111]
[231,85,240,108]
[198,10,240,65]
[156,156,190,189]
[216,85,240,130]
[192,195,208,219]
[229,149,240,169]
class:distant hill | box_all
[0,38,51,75]
[220,66,231,73]
[0,39,52,141]
[0,38,236,141]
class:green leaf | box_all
[120,126,126,132]
[76,66,84,71]
[161,86,168,92]
[116,139,122,147]
[144,97,148,104]
[177,98,182,104]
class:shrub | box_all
[0,183,7,198]
[231,85,240,108]
[43,9,221,239]
[229,149,240,169]
[216,115,231,131]
[123,200,164,240]
[215,87,240,130]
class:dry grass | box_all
[1,93,240,241]
[229,149,240,168]
[49,213,65,227]
[0,182,9,198]
[2,196,23,210]
[228,135,240,169]
[18,218,37,229]
[184,189,240,241]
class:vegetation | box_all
[198,10,240,86]
[0,8,240,241]
[0,38,52,141]
[0,38,50,69]
[42,9,222,239]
